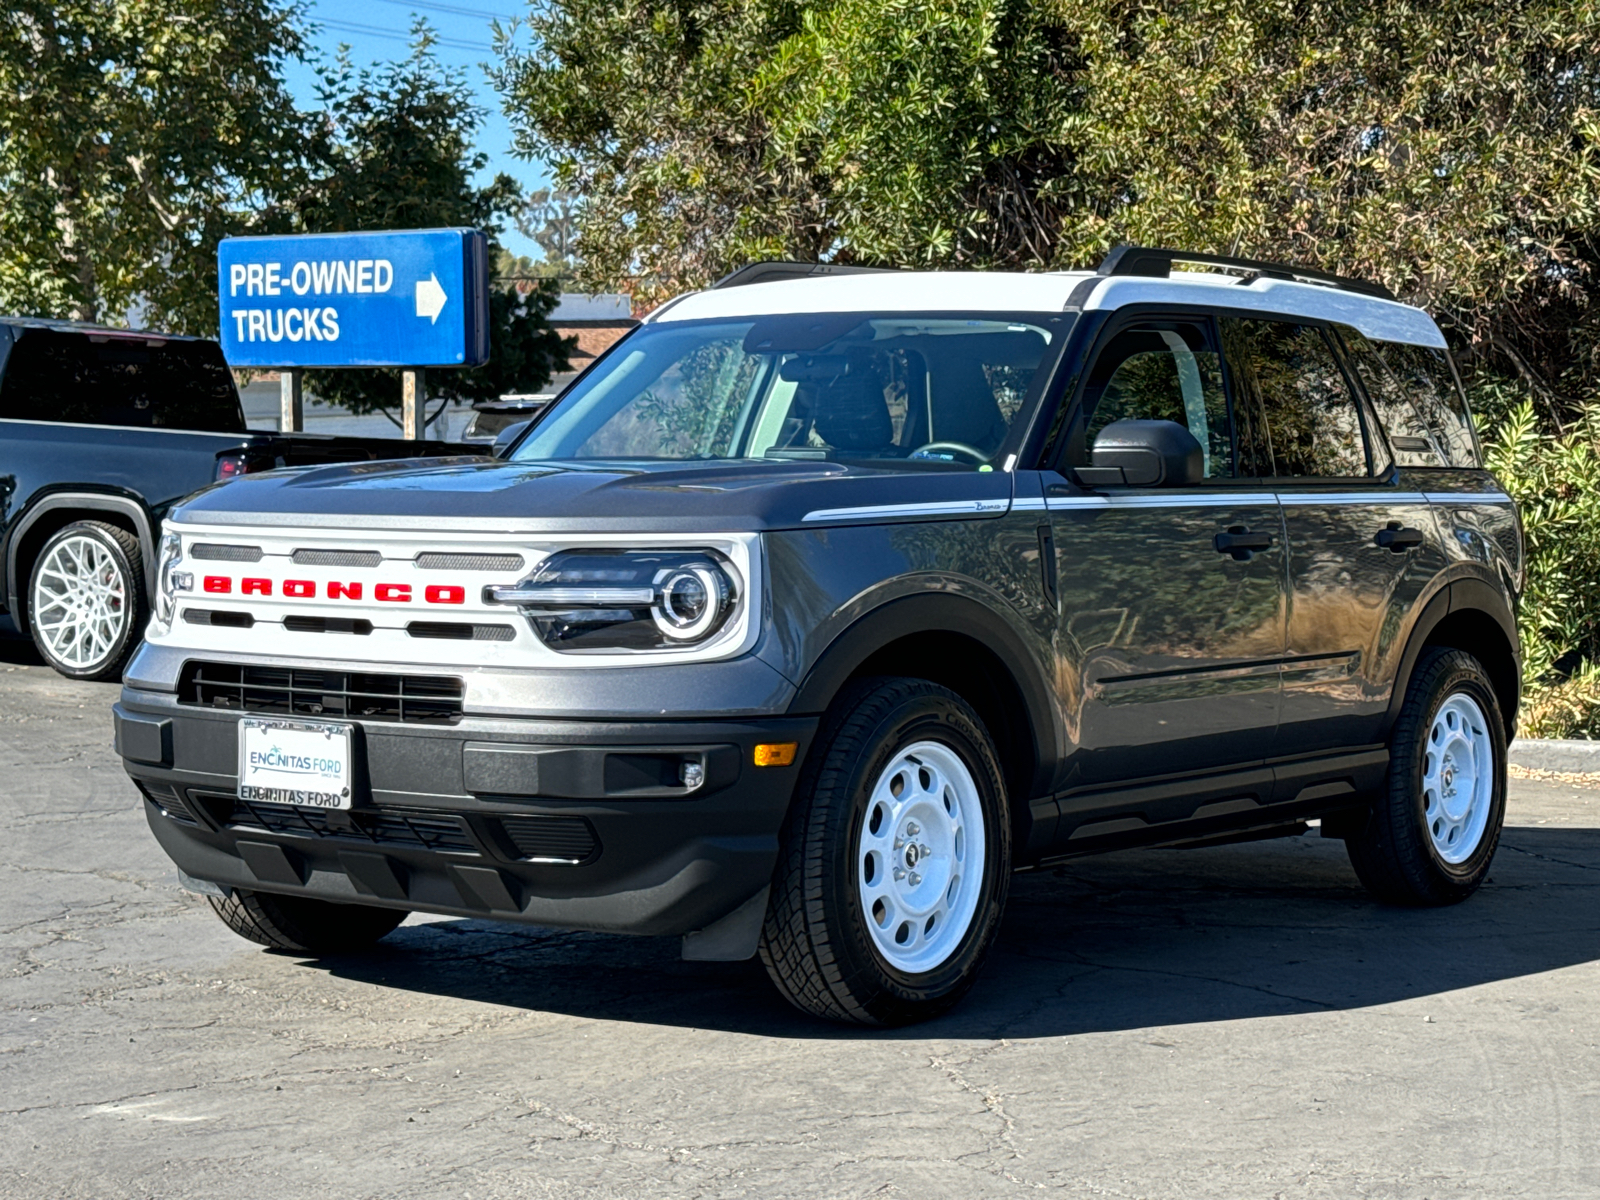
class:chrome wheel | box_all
[856,741,987,974]
[1423,692,1493,865]
[30,534,129,671]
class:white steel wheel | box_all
[27,521,144,681]
[856,740,988,974]
[1423,692,1493,864]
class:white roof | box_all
[651,268,1446,348]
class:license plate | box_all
[237,717,353,809]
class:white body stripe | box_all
[800,498,1010,522]
[801,489,1511,523]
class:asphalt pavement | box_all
[2,632,1597,1199]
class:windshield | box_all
[512,312,1069,468]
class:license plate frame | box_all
[237,716,354,809]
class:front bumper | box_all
[117,687,815,938]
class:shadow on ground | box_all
[299,823,1600,1039]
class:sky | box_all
[283,0,552,260]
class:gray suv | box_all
[116,247,1522,1025]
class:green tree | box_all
[300,33,571,420]
[498,0,1600,410]
[0,0,312,329]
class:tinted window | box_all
[1220,317,1368,477]
[1336,326,1478,467]
[1083,321,1232,477]
[0,329,245,432]
[514,313,1065,468]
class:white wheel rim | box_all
[30,535,127,670]
[856,740,987,974]
[1423,691,1494,864]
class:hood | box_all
[170,455,1016,533]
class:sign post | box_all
[279,370,303,433]
[218,228,490,438]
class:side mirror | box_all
[1081,419,1204,487]
[492,419,532,459]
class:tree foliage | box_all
[499,0,1600,413]
[298,39,572,417]
[0,12,570,417]
[0,0,311,328]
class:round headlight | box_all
[653,564,730,641]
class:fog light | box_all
[753,743,797,767]
[680,760,705,790]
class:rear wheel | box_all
[27,520,145,681]
[1346,648,1507,905]
[208,889,407,954]
[759,677,1010,1025]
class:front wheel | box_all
[759,677,1011,1025]
[208,889,408,954]
[1346,648,1507,906]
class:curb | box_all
[1508,738,1600,774]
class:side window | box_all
[1082,321,1232,478]
[1219,316,1369,478]
[1335,326,1480,468]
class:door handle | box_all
[1375,525,1425,552]
[1214,527,1273,560]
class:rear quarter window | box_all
[0,329,245,432]
[1336,326,1479,468]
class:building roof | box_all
[548,293,634,322]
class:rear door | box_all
[1218,314,1448,759]
[1047,314,1285,790]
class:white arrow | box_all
[415,273,447,324]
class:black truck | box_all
[0,317,465,680]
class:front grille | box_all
[496,815,599,863]
[179,662,464,725]
[283,615,373,636]
[415,552,524,572]
[191,543,263,562]
[293,548,383,567]
[224,796,479,854]
[407,621,516,642]
[183,609,255,628]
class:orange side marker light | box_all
[753,742,797,767]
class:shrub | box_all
[1483,398,1600,737]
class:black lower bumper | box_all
[117,688,815,938]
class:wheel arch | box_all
[787,594,1059,819]
[1387,578,1520,740]
[5,492,158,620]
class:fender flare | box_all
[1385,574,1520,737]
[787,592,1060,794]
[5,491,158,617]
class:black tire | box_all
[759,677,1011,1026]
[207,889,407,954]
[1346,647,1507,906]
[26,519,146,682]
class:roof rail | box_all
[711,261,899,289]
[1096,245,1395,302]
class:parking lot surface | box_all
[2,635,1597,1199]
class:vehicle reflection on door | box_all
[1048,486,1287,789]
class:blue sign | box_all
[217,228,490,368]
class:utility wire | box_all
[314,17,488,52]
[365,0,520,21]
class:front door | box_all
[1047,316,1286,792]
